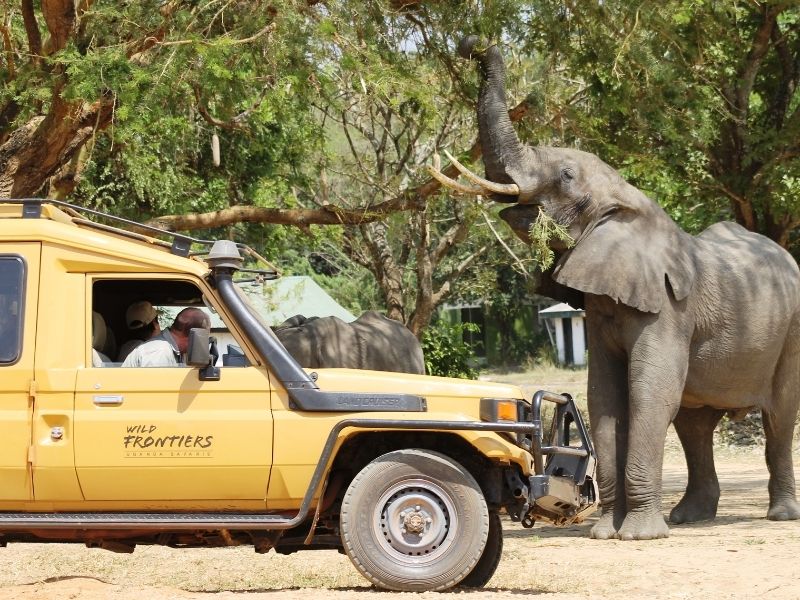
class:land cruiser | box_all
[0,199,597,591]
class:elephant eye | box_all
[560,168,575,183]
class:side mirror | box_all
[186,328,211,366]
[187,328,221,381]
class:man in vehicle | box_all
[117,300,161,362]
[122,307,210,367]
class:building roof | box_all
[538,302,585,320]
[207,276,356,329]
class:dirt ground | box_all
[0,367,798,599]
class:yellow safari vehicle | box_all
[0,199,597,591]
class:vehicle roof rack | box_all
[1,198,278,279]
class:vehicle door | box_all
[0,245,39,502]
[72,274,273,509]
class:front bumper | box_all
[504,390,598,527]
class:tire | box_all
[340,449,490,592]
[458,510,503,588]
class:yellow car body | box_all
[0,200,596,591]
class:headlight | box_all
[480,398,523,423]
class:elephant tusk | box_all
[443,150,520,196]
[426,165,486,196]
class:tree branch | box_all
[431,206,471,267]
[192,83,269,132]
[41,0,77,55]
[768,19,798,130]
[734,5,780,112]
[0,13,14,80]
[21,0,42,63]
[481,209,532,279]
[342,227,372,269]
[720,5,780,168]
[147,96,533,232]
[0,93,116,197]
[360,220,406,322]
[430,244,489,306]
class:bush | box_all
[421,322,479,379]
[717,411,765,446]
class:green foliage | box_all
[5,0,798,341]
[277,232,383,317]
[529,212,574,271]
[523,2,800,246]
[421,321,479,380]
[529,342,558,369]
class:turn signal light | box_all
[480,398,520,423]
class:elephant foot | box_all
[617,511,669,541]
[590,511,620,540]
[669,493,719,524]
[767,498,800,521]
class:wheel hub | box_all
[402,509,427,534]
[375,480,457,559]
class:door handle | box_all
[93,395,124,407]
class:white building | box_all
[538,303,586,366]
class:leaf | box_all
[528,212,574,271]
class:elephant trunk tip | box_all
[457,35,485,60]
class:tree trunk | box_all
[360,221,406,323]
[0,97,114,198]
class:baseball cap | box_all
[126,301,158,329]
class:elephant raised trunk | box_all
[458,36,538,203]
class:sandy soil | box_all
[0,361,795,599]
[0,448,797,600]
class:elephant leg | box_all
[669,406,725,524]
[586,340,629,540]
[617,334,688,541]
[764,320,800,521]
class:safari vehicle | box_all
[0,199,597,592]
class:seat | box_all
[92,311,112,367]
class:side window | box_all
[0,256,25,364]
[90,277,246,368]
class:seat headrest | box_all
[92,311,107,351]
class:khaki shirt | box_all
[121,329,181,368]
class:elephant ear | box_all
[551,211,696,314]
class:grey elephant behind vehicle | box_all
[274,311,425,374]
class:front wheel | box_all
[340,449,490,591]
[459,510,503,588]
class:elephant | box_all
[273,311,425,374]
[430,36,800,540]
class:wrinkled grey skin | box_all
[273,311,425,374]
[459,36,800,540]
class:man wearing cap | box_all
[122,307,210,368]
[116,300,161,362]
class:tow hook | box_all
[504,470,534,527]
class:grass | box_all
[743,538,766,545]
[480,363,589,447]
[480,362,589,403]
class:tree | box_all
[525,1,800,250]
[305,6,488,332]
[1,0,330,211]
[9,1,790,340]
[0,0,533,335]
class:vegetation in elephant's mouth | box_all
[528,211,575,270]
